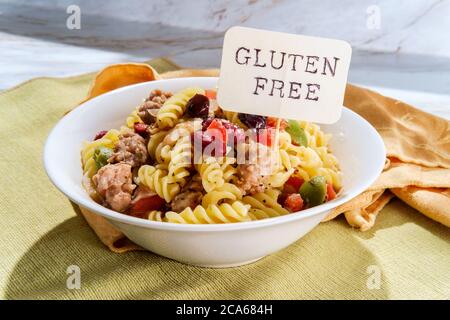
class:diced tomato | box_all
[284,193,304,212]
[94,130,108,141]
[256,128,276,146]
[284,176,304,194]
[192,129,226,158]
[205,89,217,100]
[129,195,165,215]
[203,131,227,156]
[266,117,288,130]
[326,183,337,201]
[134,123,149,136]
[206,119,227,144]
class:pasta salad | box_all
[81,87,342,224]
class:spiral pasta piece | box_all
[157,87,204,129]
[196,157,224,192]
[243,190,289,220]
[155,142,172,165]
[147,130,169,159]
[81,129,120,178]
[164,201,251,224]
[297,146,324,169]
[147,210,164,222]
[220,157,237,182]
[125,109,143,128]
[278,149,302,171]
[314,147,340,170]
[277,130,292,149]
[299,121,331,148]
[201,183,243,207]
[138,165,180,202]
[168,135,192,185]
[268,168,295,188]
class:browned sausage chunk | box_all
[138,89,173,124]
[170,175,204,212]
[109,132,148,167]
[92,163,135,212]
[235,142,276,195]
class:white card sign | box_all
[217,26,352,124]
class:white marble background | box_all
[0,0,449,118]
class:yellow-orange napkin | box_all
[75,64,449,252]
[325,84,450,230]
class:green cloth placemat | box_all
[0,58,449,300]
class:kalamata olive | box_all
[186,94,210,118]
[299,176,327,207]
[134,123,149,136]
[238,113,266,129]
[93,130,107,141]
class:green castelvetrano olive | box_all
[286,120,308,147]
[94,146,113,170]
[299,176,327,207]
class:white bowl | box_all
[44,77,385,268]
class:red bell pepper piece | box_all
[130,195,165,216]
[284,193,304,212]
[205,89,217,100]
[326,183,337,201]
[284,176,304,194]
[266,117,288,130]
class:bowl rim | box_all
[44,77,386,232]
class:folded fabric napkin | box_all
[73,62,449,253]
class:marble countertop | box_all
[1,0,449,119]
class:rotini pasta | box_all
[267,168,295,188]
[147,130,169,159]
[163,201,251,224]
[138,165,180,202]
[196,157,225,192]
[157,87,204,129]
[201,183,243,207]
[299,121,331,148]
[220,157,237,182]
[126,109,142,128]
[155,141,172,165]
[148,210,165,222]
[243,190,290,220]
[278,149,302,171]
[168,135,192,185]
